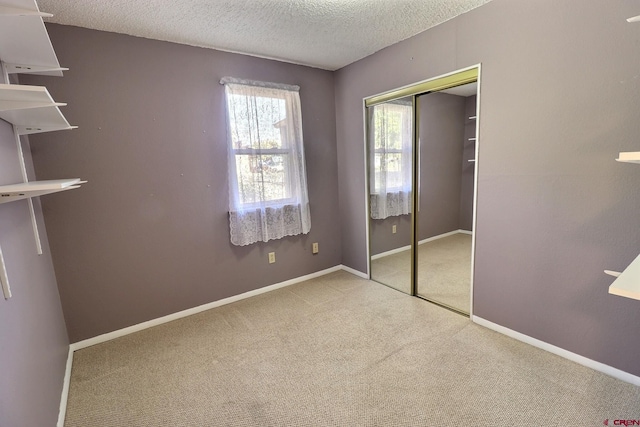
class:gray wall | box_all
[23,24,341,343]
[336,0,640,376]
[369,215,411,256]
[418,92,466,240]
[0,122,69,425]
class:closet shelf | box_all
[607,254,640,301]
[0,83,76,135]
[0,179,85,204]
[0,0,64,76]
[616,151,640,164]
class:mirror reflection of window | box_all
[369,99,413,220]
[368,97,414,295]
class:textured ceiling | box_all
[36,0,492,70]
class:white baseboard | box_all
[472,315,640,387]
[371,244,411,260]
[57,346,74,427]
[418,229,466,245]
[371,229,471,260]
[61,264,361,422]
[340,264,369,279]
[70,265,353,351]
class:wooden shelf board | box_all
[616,151,640,164]
[4,63,67,75]
[0,82,54,102]
[0,83,73,133]
[17,124,77,135]
[0,4,51,17]
[0,179,85,204]
[0,179,84,191]
[0,186,81,204]
[608,253,640,301]
[0,0,62,76]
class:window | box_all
[369,100,413,219]
[222,77,311,246]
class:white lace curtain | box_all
[369,101,413,219]
[222,77,311,246]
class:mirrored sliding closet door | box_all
[415,83,477,314]
[366,67,479,315]
[367,96,414,295]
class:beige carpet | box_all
[371,232,471,313]
[64,271,639,426]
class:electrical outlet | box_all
[268,252,276,264]
[392,225,397,234]
[312,242,319,254]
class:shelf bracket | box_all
[0,244,10,299]
[14,130,43,255]
[604,270,621,278]
[0,60,8,83]
[0,100,67,111]
[0,62,13,299]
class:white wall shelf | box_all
[0,0,84,299]
[616,151,640,164]
[0,83,76,134]
[0,4,50,17]
[605,151,640,301]
[0,179,85,204]
[607,254,640,301]
[0,0,63,76]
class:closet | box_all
[366,66,479,315]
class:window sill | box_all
[230,201,301,213]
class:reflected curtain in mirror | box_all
[369,101,413,219]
